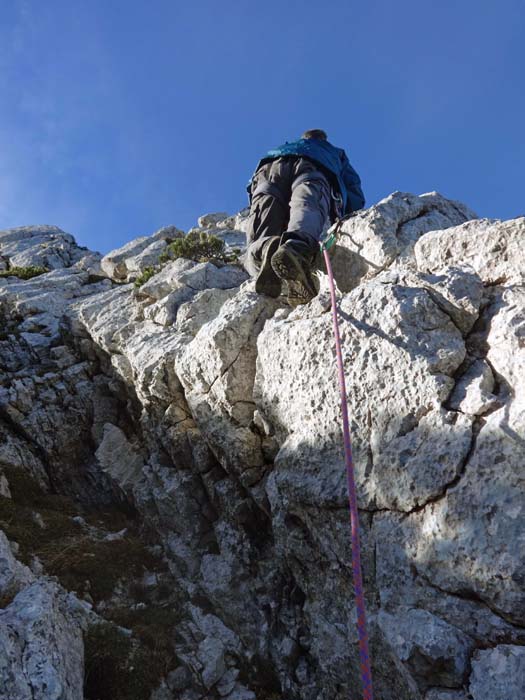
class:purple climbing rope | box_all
[322,246,374,700]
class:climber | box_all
[244,129,364,305]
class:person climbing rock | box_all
[244,129,365,305]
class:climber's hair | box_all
[301,129,327,140]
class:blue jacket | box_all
[250,138,365,215]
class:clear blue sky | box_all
[1,0,524,253]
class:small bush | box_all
[133,266,159,288]
[0,266,49,280]
[164,231,227,263]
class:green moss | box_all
[0,266,49,280]
[133,266,159,288]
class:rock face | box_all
[327,191,476,292]
[1,195,525,700]
[0,581,88,700]
[100,225,184,282]
[0,225,102,276]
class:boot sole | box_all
[271,247,318,304]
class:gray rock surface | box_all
[469,645,525,699]
[100,224,183,281]
[1,193,523,699]
[330,191,476,291]
[0,225,99,272]
[0,531,35,600]
[415,216,525,285]
[195,209,250,251]
[378,608,471,690]
[0,581,88,700]
[425,691,468,700]
[140,259,248,326]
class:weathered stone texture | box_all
[1,194,524,699]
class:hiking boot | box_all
[271,239,319,305]
[255,236,282,297]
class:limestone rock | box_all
[100,224,183,281]
[415,424,525,625]
[176,287,238,336]
[1,196,524,699]
[0,580,87,700]
[95,423,145,489]
[257,277,468,513]
[332,191,475,290]
[212,229,247,250]
[378,608,471,690]
[140,259,248,326]
[486,287,525,395]
[139,258,199,300]
[71,250,104,277]
[0,267,111,341]
[178,287,281,489]
[198,212,230,228]
[0,225,92,271]
[125,238,168,279]
[0,530,35,600]
[448,359,499,415]
[469,645,525,699]
[0,427,50,490]
[415,216,525,285]
[196,210,249,250]
[69,284,142,355]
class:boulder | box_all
[0,225,92,271]
[415,216,525,285]
[198,212,230,228]
[330,191,476,291]
[100,224,183,281]
[178,287,281,490]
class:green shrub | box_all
[135,233,242,289]
[133,266,158,288]
[0,266,49,280]
[163,231,227,263]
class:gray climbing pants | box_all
[244,156,331,276]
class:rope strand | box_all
[322,246,374,700]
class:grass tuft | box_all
[0,266,49,280]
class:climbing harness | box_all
[320,221,374,700]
